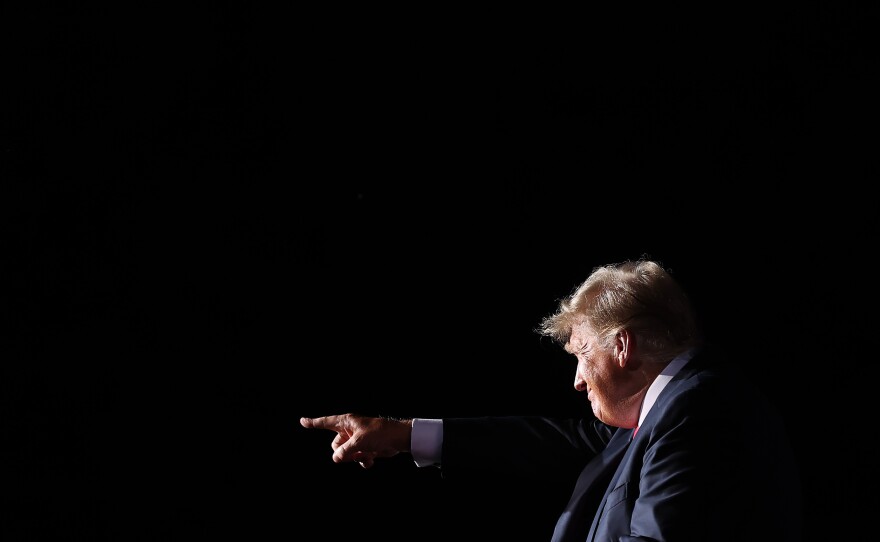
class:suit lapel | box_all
[551,428,633,542]
[585,428,636,541]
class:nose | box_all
[574,369,588,392]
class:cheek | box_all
[588,361,612,388]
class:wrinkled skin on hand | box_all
[300,413,413,469]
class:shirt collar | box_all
[636,349,695,428]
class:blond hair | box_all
[538,259,702,364]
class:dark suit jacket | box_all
[440,349,803,541]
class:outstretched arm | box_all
[300,414,413,469]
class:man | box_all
[301,259,803,541]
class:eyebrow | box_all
[565,340,586,355]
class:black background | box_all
[3,5,875,540]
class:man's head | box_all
[538,259,702,426]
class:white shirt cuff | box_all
[410,418,443,467]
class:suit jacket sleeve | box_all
[439,415,617,483]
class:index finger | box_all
[300,415,343,431]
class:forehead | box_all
[566,320,597,353]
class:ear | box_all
[615,329,631,368]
